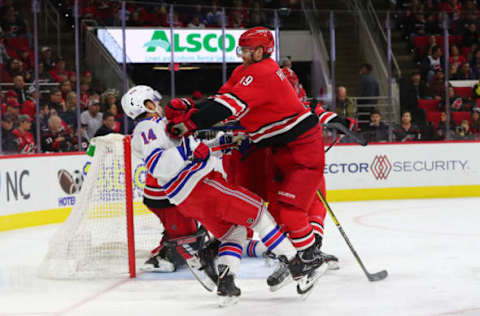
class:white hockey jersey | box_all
[131,117,217,205]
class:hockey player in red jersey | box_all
[122,86,325,306]
[166,26,356,290]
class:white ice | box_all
[1,198,480,316]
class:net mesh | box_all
[38,134,163,279]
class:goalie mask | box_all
[121,85,162,120]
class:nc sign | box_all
[97,28,276,63]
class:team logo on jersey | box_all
[370,155,392,180]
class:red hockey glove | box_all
[192,142,210,162]
[345,117,358,131]
[166,108,198,139]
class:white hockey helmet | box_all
[121,85,162,120]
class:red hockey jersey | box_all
[213,58,317,145]
[12,129,36,153]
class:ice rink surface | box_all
[1,197,479,316]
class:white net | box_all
[38,134,163,279]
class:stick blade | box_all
[368,270,388,282]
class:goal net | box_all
[38,134,163,279]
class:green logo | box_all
[144,30,235,53]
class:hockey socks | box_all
[250,211,297,261]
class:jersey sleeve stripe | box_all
[147,152,162,174]
[318,111,338,124]
[145,148,162,164]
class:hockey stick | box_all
[316,191,388,282]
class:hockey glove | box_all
[345,117,358,131]
[192,142,210,163]
[166,108,198,138]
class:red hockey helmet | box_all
[165,98,194,120]
[238,27,274,55]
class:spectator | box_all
[105,102,121,132]
[127,10,144,27]
[1,113,17,153]
[1,5,27,37]
[188,16,206,28]
[449,45,466,68]
[11,114,35,153]
[94,111,116,137]
[205,1,223,26]
[5,97,20,122]
[422,45,443,82]
[471,107,480,133]
[400,70,429,122]
[249,2,267,27]
[41,115,75,152]
[334,86,355,118]
[18,48,32,72]
[447,86,469,111]
[81,71,93,85]
[362,109,390,142]
[21,85,37,118]
[80,80,91,110]
[101,88,118,111]
[60,80,73,100]
[37,61,53,83]
[429,70,446,101]
[462,23,478,48]
[424,35,437,59]
[470,49,480,78]
[357,63,379,112]
[38,104,51,132]
[49,58,70,83]
[455,62,474,80]
[454,120,474,139]
[2,58,24,82]
[0,35,9,65]
[393,111,422,141]
[59,91,78,130]
[80,98,103,139]
[40,46,54,71]
[434,110,456,140]
[47,88,65,113]
[12,75,26,104]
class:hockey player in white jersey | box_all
[122,86,327,306]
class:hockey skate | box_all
[189,239,219,291]
[217,264,241,307]
[265,250,293,292]
[287,235,329,298]
[141,247,176,273]
[321,252,340,270]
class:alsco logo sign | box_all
[143,30,236,53]
[97,28,275,64]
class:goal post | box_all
[38,134,162,279]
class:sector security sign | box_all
[97,28,276,63]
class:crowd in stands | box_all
[393,0,480,141]
[56,0,302,29]
[0,0,136,154]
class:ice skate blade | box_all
[296,262,328,300]
[218,295,240,307]
[269,274,293,292]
